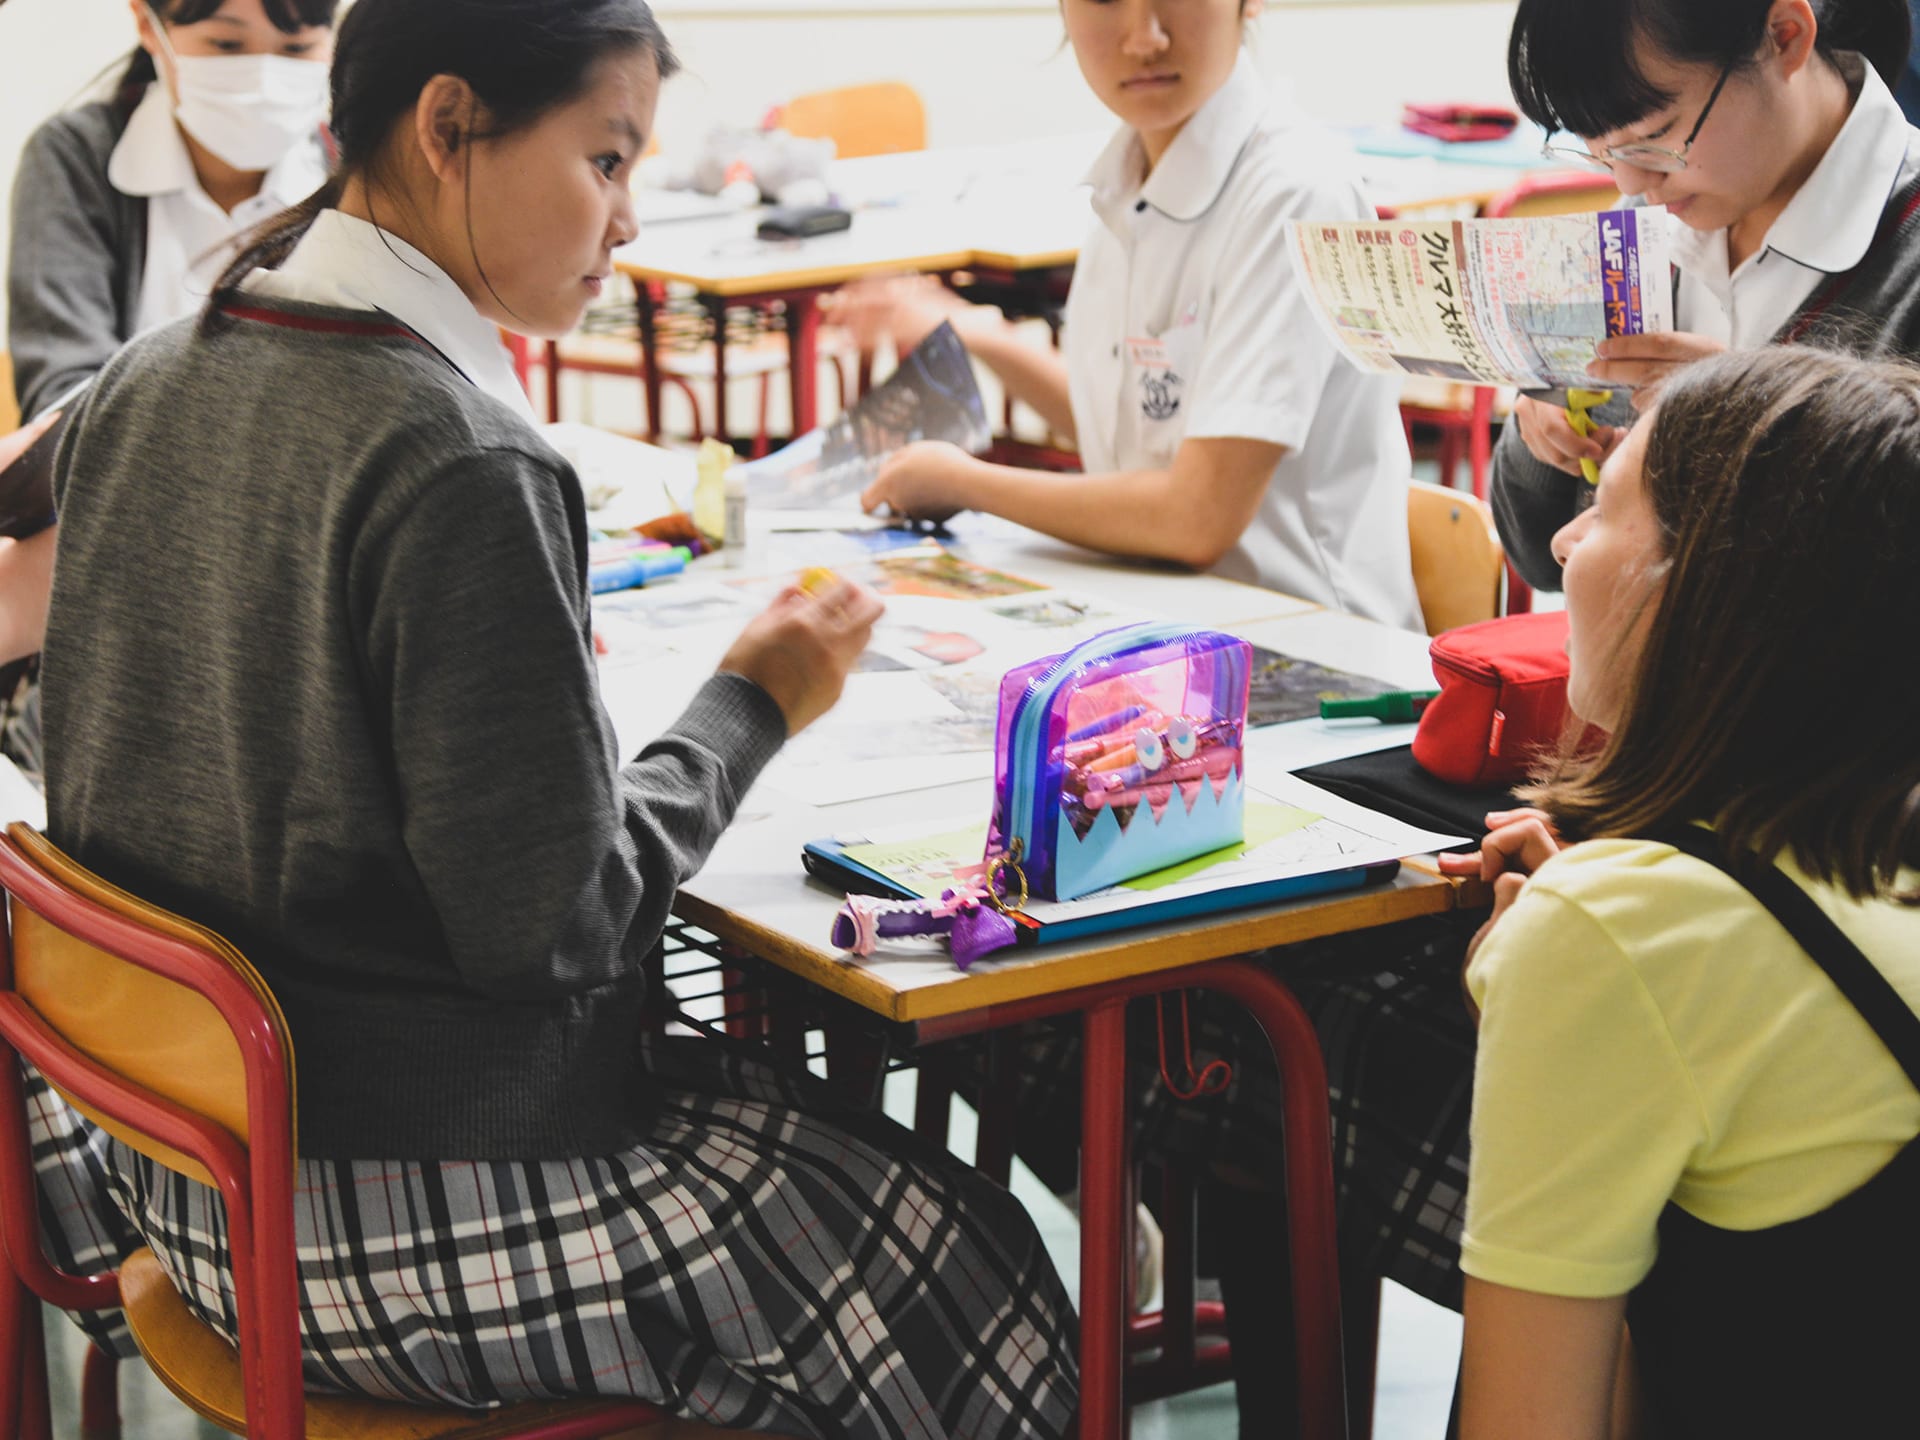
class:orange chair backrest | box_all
[1,354,19,434]
[1484,172,1620,220]
[4,824,295,1184]
[1408,482,1506,635]
[780,83,927,160]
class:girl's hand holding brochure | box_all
[1585,331,1729,400]
[1511,332,1731,477]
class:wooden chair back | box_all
[780,83,927,159]
[1,355,20,434]
[1408,481,1507,635]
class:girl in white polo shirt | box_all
[831,0,1422,631]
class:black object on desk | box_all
[757,204,854,241]
[1294,746,1515,842]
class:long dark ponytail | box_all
[1509,0,1913,139]
[116,0,340,117]
[203,0,680,331]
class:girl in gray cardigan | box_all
[23,2,1077,1435]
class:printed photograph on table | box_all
[870,550,1044,600]
[1245,646,1397,727]
[985,591,1124,631]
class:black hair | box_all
[116,0,341,113]
[1509,0,1912,138]
[205,0,680,331]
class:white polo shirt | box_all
[108,80,331,336]
[1064,53,1421,631]
[1671,55,1914,346]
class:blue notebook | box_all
[801,835,1396,952]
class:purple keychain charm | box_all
[830,853,1028,970]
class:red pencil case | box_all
[1400,102,1520,144]
[1412,612,1595,787]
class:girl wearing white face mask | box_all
[0,0,336,783]
[8,0,337,424]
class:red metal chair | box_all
[0,823,722,1439]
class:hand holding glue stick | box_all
[719,568,882,735]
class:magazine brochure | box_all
[1288,208,1673,398]
[731,320,991,509]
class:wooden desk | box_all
[595,514,1473,1440]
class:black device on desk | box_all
[757,204,854,241]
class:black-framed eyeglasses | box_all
[1541,60,1736,175]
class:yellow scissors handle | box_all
[1564,387,1614,485]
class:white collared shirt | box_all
[1063,53,1421,631]
[1671,56,1914,346]
[241,208,538,427]
[109,80,330,336]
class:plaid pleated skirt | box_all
[937,911,1482,1312]
[25,1035,1078,1439]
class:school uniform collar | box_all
[107,80,321,209]
[1671,54,1910,279]
[242,208,537,425]
[1085,50,1273,224]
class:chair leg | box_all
[751,376,773,460]
[973,1034,1019,1189]
[665,376,706,443]
[1342,1275,1382,1440]
[913,1066,953,1149]
[18,1299,49,1440]
[0,1273,27,1440]
[1505,561,1534,616]
[1468,388,1496,502]
[80,1341,118,1440]
[544,340,563,424]
[1436,426,1462,493]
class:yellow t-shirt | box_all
[1461,837,1920,1299]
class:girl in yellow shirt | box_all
[1446,346,1920,1437]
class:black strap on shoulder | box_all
[1659,827,1920,1090]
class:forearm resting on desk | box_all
[0,529,55,666]
[959,435,1283,569]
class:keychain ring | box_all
[984,839,1030,916]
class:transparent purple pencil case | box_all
[985,623,1252,902]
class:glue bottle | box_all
[723,468,749,568]
[692,437,732,542]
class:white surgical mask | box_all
[144,5,330,172]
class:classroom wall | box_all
[0,0,1520,340]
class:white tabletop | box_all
[579,474,1452,1019]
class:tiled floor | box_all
[38,1071,1461,1439]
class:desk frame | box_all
[675,863,1475,1440]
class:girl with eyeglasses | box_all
[1490,0,1920,592]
